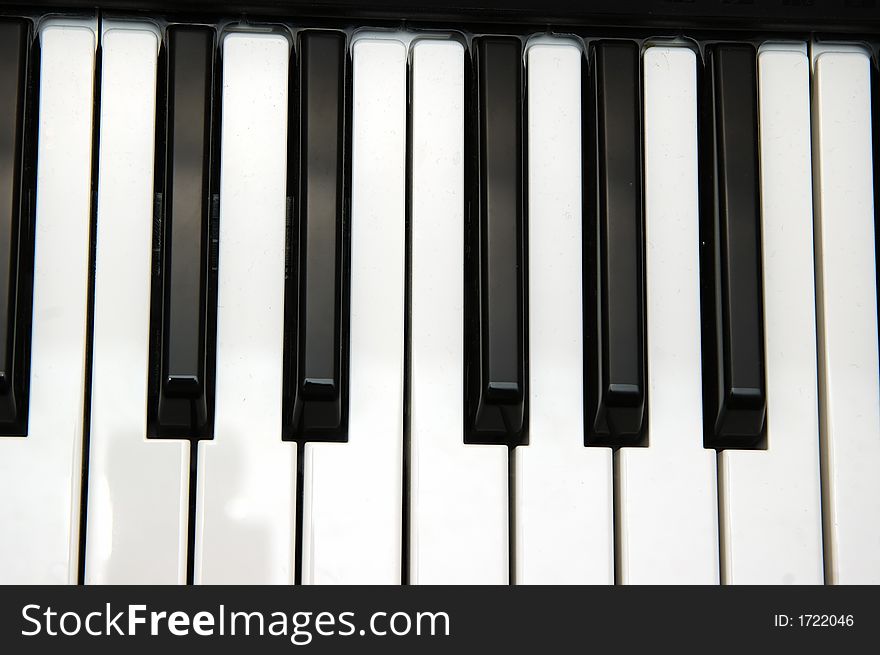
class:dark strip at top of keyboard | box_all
[1,0,878,30]
[0,0,880,33]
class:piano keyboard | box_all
[0,8,878,585]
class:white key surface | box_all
[85,24,190,584]
[812,47,880,584]
[194,32,295,584]
[514,40,613,585]
[0,21,96,584]
[301,37,406,584]
[615,46,719,584]
[719,44,824,584]
[409,39,508,584]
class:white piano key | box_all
[85,24,190,584]
[616,45,719,584]
[194,32,294,584]
[513,40,613,585]
[812,46,880,584]
[0,20,96,584]
[719,44,824,584]
[409,39,508,584]
[301,37,406,585]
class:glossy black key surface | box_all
[701,44,766,449]
[873,60,879,334]
[287,30,348,440]
[584,41,646,446]
[152,26,216,436]
[0,19,32,434]
[465,36,525,445]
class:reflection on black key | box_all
[286,30,348,440]
[701,44,766,449]
[0,19,34,435]
[465,36,525,445]
[584,41,646,446]
[151,26,216,437]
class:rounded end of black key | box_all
[486,380,520,403]
[467,380,525,445]
[302,377,338,400]
[586,383,646,446]
[156,375,209,436]
[289,378,346,442]
[164,374,201,398]
[706,386,766,449]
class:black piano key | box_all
[465,36,526,445]
[873,58,879,341]
[584,41,646,446]
[287,30,348,440]
[151,26,216,436]
[700,44,766,449]
[0,19,34,434]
